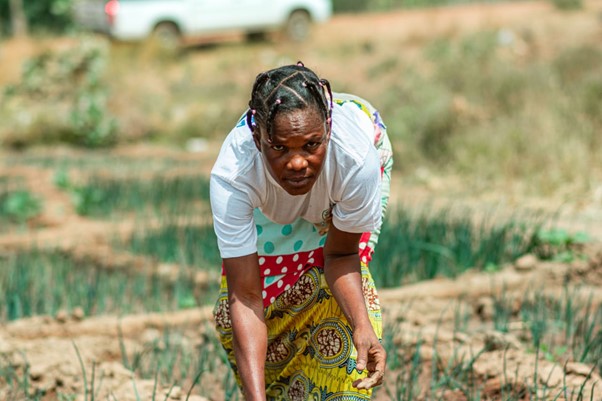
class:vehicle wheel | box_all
[284,10,311,42]
[151,22,182,52]
[246,31,268,42]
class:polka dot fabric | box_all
[256,209,377,307]
[219,211,376,308]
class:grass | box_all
[0,352,44,401]
[384,336,424,400]
[378,31,602,195]
[333,0,530,13]
[0,153,200,171]
[488,284,602,375]
[0,194,561,319]
[370,206,546,287]
[117,323,232,392]
[0,178,41,232]
[126,222,221,269]
[2,286,599,400]
[124,199,552,289]
[522,288,602,374]
[0,178,16,230]
[63,173,210,218]
[379,316,599,400]
[0,249,217,321]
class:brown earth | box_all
[1,1,602,400]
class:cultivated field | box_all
[1,1,601,400]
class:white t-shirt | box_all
[210,99,382,259]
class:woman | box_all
[210,62,393,401]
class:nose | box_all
[287,153,308,171]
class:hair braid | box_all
[265,99,282,141]
[247,63,333,139]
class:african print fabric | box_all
[212,93,393,399]
[213,263,383,401]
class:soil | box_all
[1,1,602,400]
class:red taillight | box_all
[105,0,119,25]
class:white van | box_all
[74,0,332,47]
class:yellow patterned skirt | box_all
[213,263,382,401]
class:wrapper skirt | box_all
[213,263,382,400]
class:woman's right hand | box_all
[352,323,387,390]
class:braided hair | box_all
[246,62,333,142]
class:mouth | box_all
[284,176,311,188]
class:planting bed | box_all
[1,1,602,400]
[0,144,600,401]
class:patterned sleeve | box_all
[368,112,393,251]
[333,93,393,259]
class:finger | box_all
[373,351,386,377]
[366,358,379,369]
[352,376,374,390]
[352,369,384,390]
[373,369,385,387]
[354,377,376,390]
[353,369,383,389]
[355,344,368,372]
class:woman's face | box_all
[253,107,329,196]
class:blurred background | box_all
[1,0,601,200]
[1,0,602,400]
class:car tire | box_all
[151,22,182,51]
[246,31,268,42]
[284,10,311,42]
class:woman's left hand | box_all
[351,323,387,390]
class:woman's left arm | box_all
[323,223,386,390]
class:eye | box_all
[271,144,285,151]
[305,142,321,150]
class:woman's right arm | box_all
[223,253,267,401]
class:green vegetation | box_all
[333,0,527,13]
[380,32,602,193]
[127,223,221,268]
[531,228,590,263]
[549,0,582,10]
[1,335,240,401]
[339,0,461,13]
[0,353,44,401]
[379,341,596,400]
[57,172,210,217]
[378,292,601,400]
[2,270,599,399]
[3,23,600,194]
[1,38,117,148]
[520,287,602,373]
[0,250,215,321]
[0,0,74,36]
[0,0,533,37]
[1,190,42,224]
[371,207,545,287]
[0,179,42,230]
[1,153,199,171]
[117,324,239,396]
[489,284,602,375]
[1,198,570,320]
